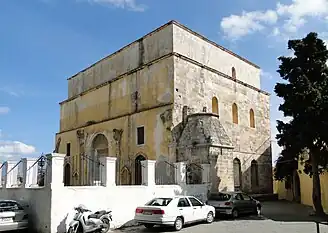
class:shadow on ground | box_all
[210,200,328,223]
[254,200,327,223]
[115,200,328,233]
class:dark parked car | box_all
[0,200,28,232]
[206,192,261,218]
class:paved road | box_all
[113,201,328,233]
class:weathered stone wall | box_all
[66,21,260,99]
[210,147,235,193]
[172,23,261,89]
[67,23,174,98]
[60,56,174,132]
[173,56,272,194]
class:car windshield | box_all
[209,193,231,201]
[146,198,172,206]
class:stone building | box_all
[55,20,272,194]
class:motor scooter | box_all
[67,204,112,233]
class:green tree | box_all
[274,32,328,216]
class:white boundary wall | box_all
[0,154,210,233]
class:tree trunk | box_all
[311,153,325,216]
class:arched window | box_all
[232,67,236,79]
[120,167,131,185]
[212,97,219,114]
[232,103,238,124]
[249,108,255,128]
[91,134,109,185]
[251,160,259,191]
[233,158,242,191]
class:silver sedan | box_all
[0,200,28,232]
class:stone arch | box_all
[85,131,111,149]
[90,133,109,185]
[232,67,236,79]
[233,158,242,191]
[212,97,219,114]
[250,108,255,128]
[251,160,259,192]
[64,163,71,186]
[186,163,202,184]
[232,103,239,124]
[135,154,146,185]
[120,166,131,185]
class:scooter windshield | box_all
[73,212,80,221]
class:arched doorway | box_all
[233,158,242,191]
[294,171,301,203]
[251,160,259,193]
[135,155,146,185]
[90,134,109,185]
[64,163,71,186]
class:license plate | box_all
[143,211,152,215]
[0,217,12,222]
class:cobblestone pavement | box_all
[113,201,328,233]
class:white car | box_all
[0,200,29,232]
[134,195,215,231]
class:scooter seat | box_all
[89,210,107,219]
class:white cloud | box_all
[0,130,37,161]
[277,0,328,33]
[0,107,10,115]
[220,0,328,40]
[220,10,278,40]
[0,140,36,161]
[87,0,146,11]
[272,27,280,36]
[0,141,35,155]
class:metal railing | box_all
[2,154,49,188]
[80,154,105,186]
[155,161,177,185]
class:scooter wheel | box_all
[101,218,110,233]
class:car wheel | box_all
[206,211,214,223]
[174,217,183,231]
[257,205,262,215]
[232,209,239,219]
[144,224,154,229]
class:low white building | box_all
[0,153,210,233]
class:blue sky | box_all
[0,0,327,162]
